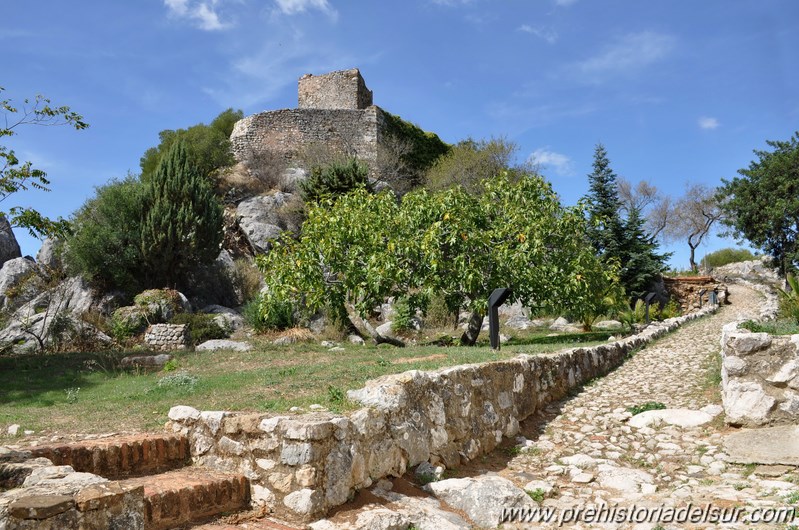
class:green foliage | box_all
[139,108,243,181]
[526,488,546,503]
[779,273,799,324]
[584,144,667,298]
[110,309,143,343]
[391,297,416,332]
[424,293,456,329]
[327,384,345,404]
[424,136,527,193]
[162,359,179,372]
[380,111,450,186]
[300,157,372,203]
[156,371,198,390]
[718,132,799,274]
[627,401,666,415]
[260,172,619,345]
[1,88,88,238]
[701,248,756,269]
[65,176,147,294]
[653,299,681,320]
[740,319,799,335]
[242,293,295,332]
[140,140,224,288]
[170,313,229,345]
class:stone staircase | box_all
[4,433,258,530]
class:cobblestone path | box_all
[497,283,799,529]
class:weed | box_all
[742,463,757,477]
[156,371,198,390]
[376,357,391,367]
[697,445,709,456]
[785,491,799,505]
[162,359,179,372]
[65,387,80,404]
[526,488,546,503]
[503,445,522,457]
[627,402,666,416]
[327,385,345,404]
[733,483,748,491]
[416,472,437,486]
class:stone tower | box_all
[298,68,373,110]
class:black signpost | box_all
[644,292,657,323]
[709,289,718,306]
[698,288,708,307]
[488,288,513,351]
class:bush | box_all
[300,157,372,203]
[701,248,756,269]
[242,293,295,332]
[65,175,147,294]
[740,319,799,335]
[653,299,681,320]
[779,274,799,324]
[232,259,263,305]
[391,298,416,332]
[170,313,229,345]
[424,293,457,329]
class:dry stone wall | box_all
[168,305,719,523]
[720,280,798,427]
[143,324,188,351]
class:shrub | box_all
[653,299,681,320]
[424,293,457,329]
[170,313,229,345]
[391,297,416,332]
[741,319,799,335]
[779,274,799,324]
[627,401,666,415]
[232,259,263,305]
[701,248,756,268]
[300,157,372,203]
[242,293,295,332]
[64,175,147,294]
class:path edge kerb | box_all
[168,302,721,523]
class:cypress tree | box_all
[618,206,669,299]
[140,140,223,288]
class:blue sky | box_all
[3,0,798,268]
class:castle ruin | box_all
[229,68,447,179]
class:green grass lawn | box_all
[0,330,612,438]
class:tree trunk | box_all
[344,302,406,347]
[460,310,484,346]
[689,244,698,273]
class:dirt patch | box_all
[393,354,447,364]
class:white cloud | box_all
[529,147,575,176]
[575,31,675,81]
[698,116,720,130]
[430,0,474,5]
[274,0,337,19]
[518,24,558,44]
[164,0,231,30]
[554,0,578,5]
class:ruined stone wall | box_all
[230,107,382,167]
[720,281,798,427]
[298,69,373,110]
[167,305,718,523]
[143,324,188,352]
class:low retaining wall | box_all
[168,304,718,523]
[720,281,798,426]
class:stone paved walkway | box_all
[313,284,799,529]
[495,283,799,529]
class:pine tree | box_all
[140,140,223,288]
[586,143,625,259]
[585,144,667,298]
[619,206,669,299]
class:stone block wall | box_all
[663,276,727,313]
[143,324,188,351]
[168,305,718,523]
[721,325,799,426]
[298,69,373,110]
[230,108,383,167]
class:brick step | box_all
[120,468,250,530]
[29,433,190,479]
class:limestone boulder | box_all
[0,216,21,268]
[133,289,191,323]
[35,237,64,272]
[0,257,39,310]
[425,476,536,528]
[628,408,714,429]
[237,192,297,253]
[723,380,777,425]
[201,304,245,331]
[196,339,252,352]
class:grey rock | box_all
[375,321,394,337]
[200,304,244,331]
[36,237,63,271]
[726,332,772,355]
[723,380,777,425]
[628,409,715,429]
[425,475,536,528]
[596,464,655,494]
[0,215,21,268]
[283,488,322,516]
[168,405,201,422]
[237,192,295,253]
[505,314,533,330]
[0,257,39,309]
[724,425,799,465]
[595,319,623,330]
[120,353,172,369]
[348,334,365,345]
[196,339,252,352]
